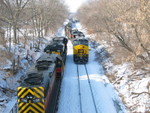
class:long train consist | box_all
[17,37,68,113]
[65,21,89,64]
[17,20,89,112]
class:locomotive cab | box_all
[52,37,68,56]
[52,37,68,46]
[17,53,64,113]
[17,63,56,113]
[44,42,65,56]
[73,38,89,63]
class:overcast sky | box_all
[65,0,87,12]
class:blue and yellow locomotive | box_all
[73,38,89,63]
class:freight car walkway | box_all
[57,41,125,113]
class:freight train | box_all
[17,36,68,113]
[17,20,90,113]
[65,21,89,63]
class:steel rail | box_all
[76,64,83,113]
[84,64,98,113]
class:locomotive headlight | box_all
[27,96,33,99]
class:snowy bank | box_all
[95,40,150,112]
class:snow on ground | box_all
[95,41,150,112]
[0,38,48,113]
[57,41,126,113]
[0,22,128,113]
[0,25,65,113]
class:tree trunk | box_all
[13,25,17,44]
[9,25,12,52]
[44,26,48,36]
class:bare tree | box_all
[77,0,150,62]
[0,0,30,44]
[0,0,68,49]
[77,0,150,112]
[28,0,68,48]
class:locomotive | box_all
[52,37,68,47]
[52,37,68,53]
[73,37,89,64]
[70,30,85,39]
[17,54,64,113]
[17,36,68,113]
[44,37,68,63]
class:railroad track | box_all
[76,64,98,113]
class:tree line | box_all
[77,0,150,112]
[0,0,68,50]
[77,0,150,65]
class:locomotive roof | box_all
[52,37,68,44]
[28,54,62,73]
[23,63,56,87]
[71,30,85,37]
[27,62,56,76]
[73,37,88,41]
[37,53,62,63]
[53,36,67,40]
[49,41,64,46]
[44,42,64,52]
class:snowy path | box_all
[57,41,125,113]
[57,42,80,113]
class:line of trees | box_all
[0,0,68,50]
[77,0,150,112]
[77,0,150,65]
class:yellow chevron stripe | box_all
[18,102,24,108]
[32,103,44,113]
[18,88,26,97]
[17,87,22,90]
[20,89,34,98]
[42,99,44,103]
[25,106,41,113]
[38,102,44,109]
[18,103,29,113]
[21,89,41,98]
[18,99,20,103]
[32,91,41,98]
[33,88,44,97]
[38,87,44,91]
